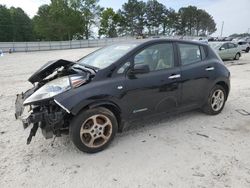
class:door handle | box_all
[205,67,215,71]
[168,74,181,79]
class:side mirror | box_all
[130,64,150,75]
[220,47,225,51]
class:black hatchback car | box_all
[15,39,230,153]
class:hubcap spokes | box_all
[211,89,225,111]
[80,114,112,148]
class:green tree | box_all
[119,0,146,36]
[178,6,197,35]
[0,5,33,42]
[199,10,216,35]
[33,5,52,40]
[99,8,119,38]
[0,5,12,42]
[70,0,102,39]
[145,0,166,35]
[33,0,83,41]
[9,7,33,41]
[176,6,216,36]
[163,8,179,35]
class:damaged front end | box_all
[15,59,96,144]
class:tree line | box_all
[0,0,217,42]
[0,5,33,42]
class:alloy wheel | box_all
[211,89,225,111]
[80,114,112,148]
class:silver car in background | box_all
[237,41,250,53]
[209,42,241,60]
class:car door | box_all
[218,43,230,59]
[228,43,237,59]
[178,42,215,107]
[119,42,181,119]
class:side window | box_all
[228,43,236,48]
[134,43,174,71]
[117,62,131,74]
[200,46,207,60]
[178,43,202,65]
[221,43,228,49]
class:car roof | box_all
[117,38,209,47]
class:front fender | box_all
[54,79,124,116]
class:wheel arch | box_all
[76,100,123,133]
[215,81,229,100]
[236,52,241,58]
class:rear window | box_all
[238,42,247,45]
[178,43,202,65]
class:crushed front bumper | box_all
[15,92,66,144]
[15,87,37,125]
[15,93,33,129]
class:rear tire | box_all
[234,53,240,60]
[202,85,226,115]
[70,107,118,153]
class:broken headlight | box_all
[24,76,71,105]
[70,75,88,88]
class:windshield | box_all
[78,43,139,69]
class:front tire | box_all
[70,107,118,153]
[202,85,226,115]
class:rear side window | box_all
[178,43,202,65]
[200,46,207,60]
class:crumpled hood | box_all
[28,59,75,84]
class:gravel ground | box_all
[0,48,250,188]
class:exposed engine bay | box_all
[15,59,97,144]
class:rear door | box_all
[177,42,215,107]
[228,43,238,58]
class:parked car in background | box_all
[224,37,234,41]
[192,38,208,44]
[209,42,241,60]
[15,39,230,153]
[237,41,250,53]
[208,37,215,42]
[240,37,250,43]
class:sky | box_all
[0,0,249,36]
